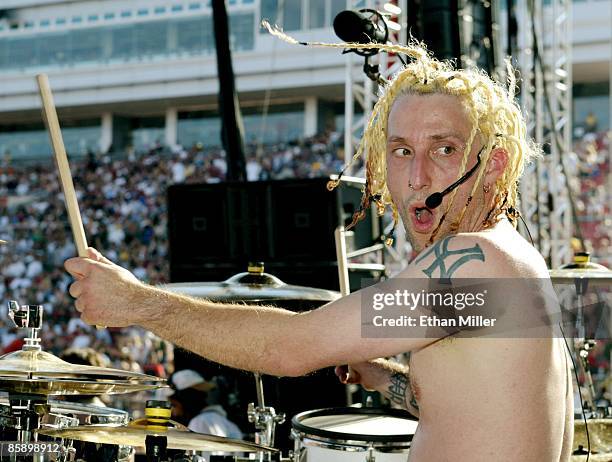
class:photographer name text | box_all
[371,315,497,328]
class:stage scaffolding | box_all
[517,0,574,269]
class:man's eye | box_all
[434,146,456,156]
[392,148,412,157]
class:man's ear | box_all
[485,147,509,183]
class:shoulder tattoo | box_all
[415,235,485,280]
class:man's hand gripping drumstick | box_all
[36,74,106,329]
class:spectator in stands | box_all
[169,369,242,439]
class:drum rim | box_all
[291,407,417,443]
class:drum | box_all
[42,401,132,462]
[291,408,418,462]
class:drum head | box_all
[292,407,418,443]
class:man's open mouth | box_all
[415,207,433,222]
[410,204,435,231]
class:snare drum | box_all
[291,407,418,462]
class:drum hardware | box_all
[36,418,278,453]
[576,338,599,414]
[551,254,611,415]
[248,373,285,458]
[0,301,166,396]
[553,254,612,459]
[0,300,165,461]
[6,395,48,443]
[38,398,278,455]
[8,301,43,351]
[42,401,133,462]
[146,434,168,462]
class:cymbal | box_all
[0,377,162,396]
[37,420,278,453]
[162,270,340,305]
[0,350,165,395]
[0,349,162,381]
[573,419,612,454]
[549,269,612,285]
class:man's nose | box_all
[409,154,431,190]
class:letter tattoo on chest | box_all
[415,236,485,280]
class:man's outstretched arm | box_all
[65,236,492,377]
[64,249,433,376]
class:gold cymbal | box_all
[0,350,162,381]
[0,377,162,396]
[0,350,165,395]
[549,269,612,285]
[162,271,340,305]
[37,421,277,453]
[574,419,612,454]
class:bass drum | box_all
[291,407,418,462]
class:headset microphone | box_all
[424,149,484,209]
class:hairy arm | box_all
[117,284,433,377]
[65,235,492,377]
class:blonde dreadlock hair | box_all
[263,21,540,245]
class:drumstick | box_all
[36,74,88,258]
[37,75,105,330]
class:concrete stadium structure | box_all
[0,0,609,159]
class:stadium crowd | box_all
[573,129,610,268]
[0,131,344,376]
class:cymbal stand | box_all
[572,280,598,415]
[5,302,47,461]
[8,301,43,351]
[248,373,284,461]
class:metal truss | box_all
[517,0,573,268]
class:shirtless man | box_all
[64,44,573,461]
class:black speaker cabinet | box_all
[167,177,380,289]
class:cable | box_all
[559,322,591,461]
[518,213,535,247]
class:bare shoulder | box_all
[412,226,548,280]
